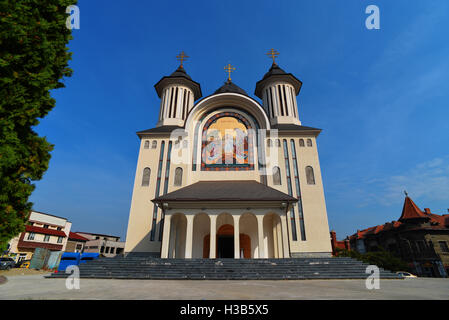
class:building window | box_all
[27,233,35,241]
[152,141,157,149]
[299,139,305,147]
[282,139,297,241]
[151,141,165,241]
[144,140,150,149]
[267,139,272,148]
[174,167,183,186]
[110,247,115,254]
[43,224,49,229]
[275,139,280,147]
[100,246,105,253]
[105,247,110,254]
[56,227,62,231]
[43,235,50,242]
[141,167,151,187]
[272,166,281,185]
[57,236,63,243]
[439,241,449,253]
[306,139,313,147]
[306,166,315,185]
[291,139,306,241]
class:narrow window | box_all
[273,166,281,185]
[269,87,275,117]
[27,233,35,240]
[306,166,315,185]
[168,88,174,118]
[158,141,172,241]
[439,241,449,253]
[282,85,288,116]
[182,90,187,119]
[43,235,50,242]
[173,88,179,118]
[299,139,305,147]
[307,139,313,147]
[150,141,165,241]
[278,85,284,116]
[174,167,183,186]
[283,139,297,241]
[152,141,157,149]
[291,139,306,241]
[144,141,150,149]
[267,139,272,148]
[57,236,63,243]
[141,167,151,186]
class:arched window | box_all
[141,167,151,186]
[307,139,313,147]
[306,166,315,185]
[174,167,183,186]
[144,141,150,149]
[273,166,281,185]
[275,139,280,147]
[152,141,157,149]
[267,139,272,147]
[299,139,305,147]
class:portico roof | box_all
[153,180,297,203]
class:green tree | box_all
[335,247,409,272]
[0,0,76,251]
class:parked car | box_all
[15,259,30,268]
[57,252,80,272]
[396,271,418,278]
[0,257,16,270]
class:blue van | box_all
[57,252,80,272]
[80,252,99,264]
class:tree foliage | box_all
[335,247,410,272]
[0,0,76,251]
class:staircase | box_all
[46,257,402,280]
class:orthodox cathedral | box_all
[124,50,332,259]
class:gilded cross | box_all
[266,48,279,64]
[176,51,189,67]
[224,63,236,81]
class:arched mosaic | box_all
[201,112,254,171]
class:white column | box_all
[185,215,194,258]
[233,215,240,259]
[209,215,217,259]
[276,218,283,258]
[280,213,290,258]
[257,215,265,258]
[161,214,172,258]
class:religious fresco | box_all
[201,112,254,171]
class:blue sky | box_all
[30,0,449,240]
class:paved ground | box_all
[1,273,448,299]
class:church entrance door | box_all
[217,235,234,258]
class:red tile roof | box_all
[17,240,63,251]
[399,196,428,221]
[25,225,67,237]
[68,232,89,241]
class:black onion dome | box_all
[169,65,192,80]
[214,80,248,96]
[254,63,302,99]
[154,65,202,100]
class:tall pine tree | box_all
[0,0,77,251]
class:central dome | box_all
[213,80,248,96]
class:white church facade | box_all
[125,52,332,259]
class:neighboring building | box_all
[7,211,72,263]
[66,232,90,253]
[125,52,332,259]
[348,195,449,277]
[77,232,125,257]
[330,231,350,256]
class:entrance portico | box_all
[155,180,296,259]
